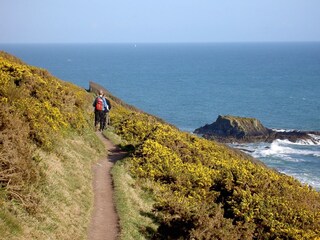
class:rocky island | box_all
[194,115,320,143]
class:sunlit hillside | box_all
[1,52,320,240]
[0,51,104,239]
[97,84,320,239]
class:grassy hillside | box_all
[94,82,320,239]
[1,52,320,240]
[0,51,104,239]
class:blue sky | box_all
[1,0,320,43]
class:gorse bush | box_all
[0,51,94,217]
[0,51,92,149]
[0,52,106,239]
[0,104,42,213]
[2,52,319,239]
[106,99,320,239]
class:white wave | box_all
[309,134,320,140]
[278,138,320,146]
[232,142,320,190]
[280,171,320,191]
[308,134,320,145]
[275,139,295,145]
[251,139,319,159]
[268,134,320,146]
[261,140,291,156]
[232,139,320,162]
[271,130,320,145]
[292,134,320,145]
[272,128,296,133]
[296,139,318,145]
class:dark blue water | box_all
[1,43,319,190]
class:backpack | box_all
[95,97,103,111]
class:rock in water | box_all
[194,115,270,142]
[194,115,319,143]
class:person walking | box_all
[93,90,108,131]
[101,94,111,130]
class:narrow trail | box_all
[88,132,127,240]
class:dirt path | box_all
[88,132,127,240]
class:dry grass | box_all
[0,104,43,216]
[0,135,103,240]
[111,159,158,240]
[0,51,105,239]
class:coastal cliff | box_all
[1,52,320,239]
[194,115,320,143]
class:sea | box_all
[1,43,319,190]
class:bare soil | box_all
[88,132,127,240]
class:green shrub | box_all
[0,51,103,239]
[107,92,320,239]
[0,51,92,149]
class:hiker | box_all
[101,94,112,130]
[93,90,108,131]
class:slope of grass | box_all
[0,51,105,239]
[111,159,158,240]
[2,51,320,240]
[94,81,320,239]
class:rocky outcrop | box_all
[194,115,320,143]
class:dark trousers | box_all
[94,110,105,130]
[101,110,109,130]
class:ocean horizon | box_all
[1,42,319,190]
